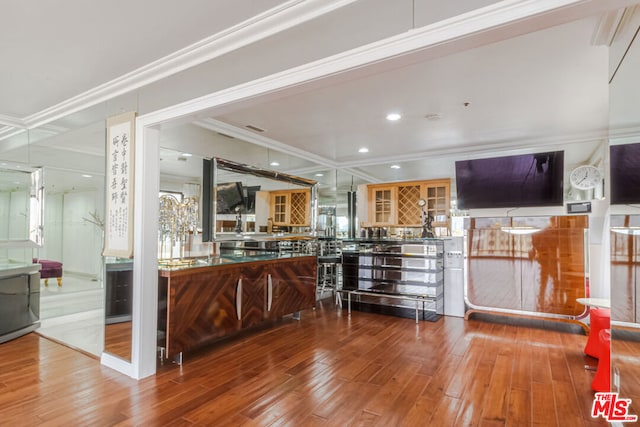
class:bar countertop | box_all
[340,237,443,250]
[340,237,443,245]
[158,250,315,273]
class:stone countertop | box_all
[158,250,314,272]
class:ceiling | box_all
[0,0,288,118]
[1,0,639,195]
[211,16,609,177]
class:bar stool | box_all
[584,308,610,358]
[592,329,611,392]
[317,240,341,299]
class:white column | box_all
[101,123,159,379]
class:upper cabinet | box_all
[424,180,450,228]
[370,186,396,226]
[269,189,311,226]
[367,179,450,229]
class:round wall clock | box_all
[569,165,602,190]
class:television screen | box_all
[611,143,640,205]
[216,182,245,213]
[455,151,564,209]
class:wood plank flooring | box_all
[0,300,613,426]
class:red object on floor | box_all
[33,258,63,287]
[584,308,610,358]
[592,329,611,392]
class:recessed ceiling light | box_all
[181,152,193,157]
[358,147,369,153]
[270,161,280,166]
[81,174,93,178]
[315,173,324,177]
[386,113,402,121]
[390,165,401,169]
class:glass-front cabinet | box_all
[371,186,395,225]
[425,180,450,229]
[272,193,287,224]
[269,189,310,226]
[367,179,450,233]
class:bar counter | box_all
[158,252,317,362]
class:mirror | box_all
[609,7,640,416]
[158,147,205,262]
[205,157,317,241]
[0,167,43,248]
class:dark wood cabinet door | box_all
[266,257,316,319]
[165,266,241,357]
[240,264,267,329]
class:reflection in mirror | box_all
[0,167,44,255]
[0,169,32,241]
[0,116,110,358]
[158,148,206,263]
[610,215,640,414]
[206,158,317,242]
[609,6,640,416]
[26,113,109,357]
[104,257,133,360]
[336,170,368,239]
[38,166,107,357]
[314,169,337,239]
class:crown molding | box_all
[333,129,610,169]
[141,0,636,129]
[340,167,383,184]
[609,124,640,144]
[0,127,26,143]
[0,114,26,128]
[196,123,384,184]
[283,164,382,185]
[21,0,358,130]
[0,122,70,143]
[592,8,626,46]
[194,120,611,183]
[193,118,339,169]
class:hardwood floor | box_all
[0,300,611,426]
[104,321,132,361]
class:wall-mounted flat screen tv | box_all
[216,182,245,213]
[610,142,640,205]
[455,151,564,209]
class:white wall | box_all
[62,190,102,277]
[255,191,270,229]
[8,191,28,240]
[40,193,64,261]
[0,192,9,242]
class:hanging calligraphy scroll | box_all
[103,112,136,257]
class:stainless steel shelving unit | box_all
[340,239,444,321]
